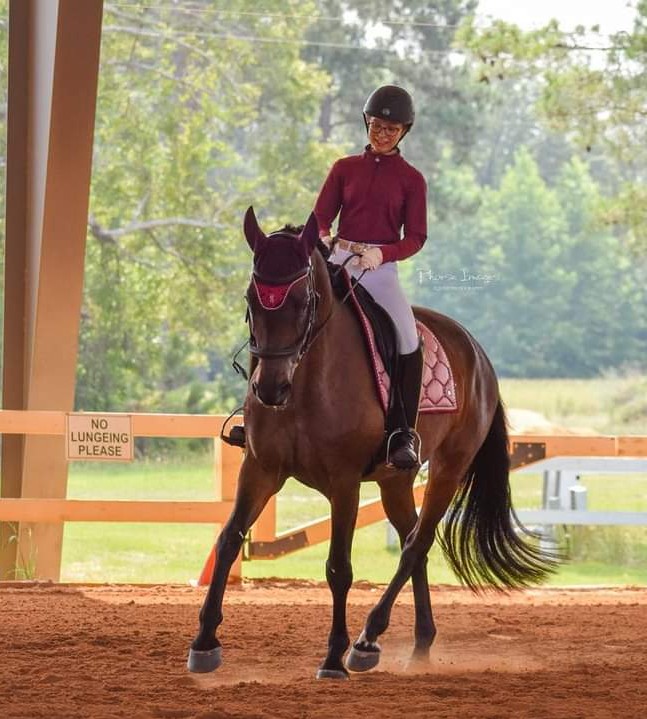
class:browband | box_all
[252,273,308,310]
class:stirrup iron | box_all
[220,406,246,448]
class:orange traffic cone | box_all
[197,545,216,586]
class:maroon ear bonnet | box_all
[243,207,318,284]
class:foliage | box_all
[79,0,341,412]
[412,149,647,376]
[2,523,37,580]
[456,3,647,249]
[77,0,494,412]
[604,366,647,427]
[559,526,647,567]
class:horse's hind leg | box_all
[317,481,360,681]
[351,454,474,669]
[346,473,436,673]
[187,455,282,673]
[384,476,436,660]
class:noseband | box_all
[247,263,319,363]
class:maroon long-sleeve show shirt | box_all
[313,146,427,263]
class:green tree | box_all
[552,157,647,373]
[465,148,576,376]
[78,1,342,411]
[456,3,647,249]
[413,149,646,376]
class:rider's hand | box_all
[357,247,383,271]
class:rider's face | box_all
[366,116,405,154]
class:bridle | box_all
[222,249,364,440]
[246,262,319,364]
[232,245,366,380]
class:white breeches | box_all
[330,247,419,354]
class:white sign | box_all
[66,413,133,461]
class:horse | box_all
[187,207,556,679]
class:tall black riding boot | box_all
[387,344,424,470]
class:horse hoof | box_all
[316,668,350,680]
[187,647,222,673]
[345,644,381,673]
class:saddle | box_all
[327,262,458,417]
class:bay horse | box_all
[187,208,555,679]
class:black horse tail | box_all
[439,399,558,591]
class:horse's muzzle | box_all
[251,380,291,408]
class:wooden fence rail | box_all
[0,499,234,524]
[0,410,228,437]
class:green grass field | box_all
[55,376,647,585]
[499,375,646,435]
[60,467,647,585]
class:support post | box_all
[1,0,104,580]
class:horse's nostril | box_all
[252,380,291,407]
[271,382,291,406]
[278,382,291,398]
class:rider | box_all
[314,84,426,470]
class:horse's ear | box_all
[243,206,266,252]
[300,212,319,257]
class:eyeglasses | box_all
[368,120,403,138]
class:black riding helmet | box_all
[363,85,415,138]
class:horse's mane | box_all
[273,223,304,236]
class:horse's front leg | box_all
[187,455,282,673]
[316,482,360,680]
